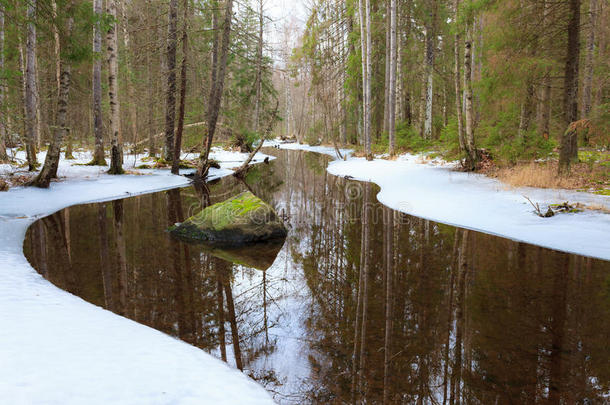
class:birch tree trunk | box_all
[171,0,189,175]
[388,0,397,155]
[90,0,106,165]
[107,0,124,174]
[358,0,367,148]
[25,0,39,171]
[463,23,478,170]
[197,0,234,178]
[121,2,138,148]
[559,0,581,174]
[454,0,465,151]
[421,1,437,140]
[30,11,74,188]
[383,0,391,134]
[0,5,7,162]
[581,0,598,120]
[253,0,263,133]
[164,0,178,161]
[365,0,372,159]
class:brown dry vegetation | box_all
[483,161,609,191]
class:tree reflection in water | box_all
[24,149,610,404]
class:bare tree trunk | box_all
[358,0,367,149]
[559,0,581,174]
[106,0,123,174]
[30,10,74,188]
[383,0,391,134]
[538,0,552,140]
[0,5,8,162]
[421,1,437,140]
[25,0,39,171]
[197,0,234,178]
[581,0,597,120]
[454,0,465,151]
[146,2,157,158]
[164,0,178,161]
[388,0,397,156]
[216,272,227,362]
[171,0,189,175]
[90,0,106,165]
[365,0,372,159]
[253,0,263,133]
[518,80,535,141]
[121,2,138,149]
[463,23,477,171]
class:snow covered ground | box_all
[271,141,610,261]
[0,149,275,404]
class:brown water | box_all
[24,149,610,404]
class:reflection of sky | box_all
[257,0,306,68]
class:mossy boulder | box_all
[169,191,287,245]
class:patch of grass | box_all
[486,160,609,191]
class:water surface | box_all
[24,149,610,403]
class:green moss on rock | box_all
[169,191,287,245]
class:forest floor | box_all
[0,149,275,404]
[265,140,610,261]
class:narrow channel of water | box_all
[24,149,610,404]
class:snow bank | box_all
[0,150,275,404]
[263,140,351,160]
[266,140,609,261]
[327,155,610,261]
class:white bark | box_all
[0,5,7,162]
[364,0,373,160]
[388,0,397,155]
[106,0,123,174]
[91,0,105,164]
[25,0,39,170]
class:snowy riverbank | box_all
[268,141,610,261]
[0,149,275,404]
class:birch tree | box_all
[463,20,477,170]
[0,5,8,162]
[164,0,178,161]
[90,0,106,165]
[171,0,189,174]
[107,0,124,174]
[25,0,39,170]
[388,0,397,155]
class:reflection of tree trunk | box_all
[218,260,243,371]
[34,221,48,278]
[358,182,371,398]
[98,204,114,310]
[443,229,459,405]
[113,200,128,315]
[351,185,366,403]
[216,271,227,362]
[263,270,269,346]
[451,229,469,405]
[167,188,190,339]
[548,254,569,404]
[383,207,394,404]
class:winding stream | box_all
[23,149,610,404]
